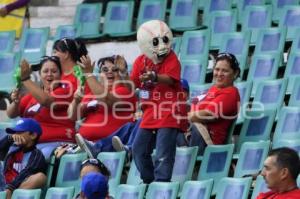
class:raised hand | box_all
[78,55,95,74]
[20,59,31,81]
[114,55,127,74]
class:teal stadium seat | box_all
[251,175,269,199]
[241,5,272,44]
[181,57,208,86]
[234,81,253,124]
[180,179,213,199]
[219,31,251,76]
[279,5,300,41]
[115,184,146,199]
[103,1,135,37]
[0,191,6,198]
[54,25,77,41]
[11,189,41,199]
[19,27,50,64]
[169,0,201,31]
[55,153,87,194]
[273,106,300,145]
[179,29,210,61]
[290,28,300,53]
[235,109,275,153]
[126,159,143,185]
[203,0,232,26]
[288,77,300,106]
[247,53,280,96]
[272,139,300,155]
[74,3,103,39]
[284,52,300,94]
[0,30,15,53]
[171,36,182,56]
[0,53,20,93]
[234,141,270,178]
[146,182,179,199]
[215,177,252,199]
[189,83,213,100]
[97,151,126,198]
[45,187,75,199]
[271,0,298,23]
[209,10,238,50]
[237,0,266,24]
[136,0,167,28]
[197,144,234,194]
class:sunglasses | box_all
[41,55,60,62]
[101,66,119,73]
[81,158,106,169]
[61,38,70,50]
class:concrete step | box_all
[29,6,77,18]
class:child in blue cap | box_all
[80,172,109,199]
[0,118,47,198]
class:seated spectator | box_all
[78,172,109,199]
[187,53,240,154]
[68,55,137,158]
[256,147,300,199]
[0,0,30,17]
[0,118,47,199]
[6,57,76,160]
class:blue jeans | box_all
[0,162,5,191]
[132,128,178,183]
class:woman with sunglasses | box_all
[6,56,76,160]
[184,53,241,155]
[68,55,137,158]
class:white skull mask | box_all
[137,20,173,64]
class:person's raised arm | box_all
[68,86,86,121]
[6,88,21,118]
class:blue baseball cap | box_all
[81,172,108,199]
[6,118,42,136]
[180,79,190,93]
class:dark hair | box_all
[81,158,111,178]
[97,55,128,70]
[53,38,88,62]
[215,52,241,78]
[269,147,300,180]
[39,56,62,74]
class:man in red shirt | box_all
[256,147,300,199]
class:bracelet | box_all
[21,76,30,82]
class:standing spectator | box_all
[0,118,47,199]
[256,147,300,199]
[79,172,109,199]
[0,0,30,17]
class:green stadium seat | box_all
[251,175,269,199]
[234,81,253,124]
[0,53,20,94]
[180,179,213,199]
[288,77,300,106]
[11,189,41,199]
[146,181,179,199]
[0,191,6,198]
[54,25,77,41]
[272,139,300,155]
[215,177,252,199]
[97,151,126,198]
[203,0,233,26]
[0,30,15,53]
[279,5,300,41]
[284,53,300,94]
[172,36,182,56]
[115,184,146,199]
[45,187,74,199]
[271,0,298,23]
[237,0,266,24]
[126,159,143,185]
[181,58,208,86]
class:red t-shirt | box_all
[191,85,240,144]
[19,85,76,142]
[5,151,24,184]
[79,84,137,141]
[130,51,185,129]
[61,72,78,96]
[256,189,300,199]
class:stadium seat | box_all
[180,179,213,199]
[234,141,270,178]
[171,146,198,193]
[103,1,135,37]
[115,184,146,199]
[45,187,75,199]
[235,109,276,153]
[197,144,234,194]
[11,189,41,199]
[19,27,50,64]
[189,83,213,100]
[74,3,103,39]
[290,28,300,53]
[0,30,15,53]
[242,5,272,44]
[55,152,87,194]
[253,27,287,60]
[288,77,300,106]
[146,181,180,199]
[181,58,208,86]
[54,25,77,41]
[252,79,287,111]
[271,0,299,23]
[251,175,269,199]
[0,53,20,94]
[136,0,167,28]
[179,29,210,61]
[126,159,143,185]
[97,151,126,198]
[215,177,252,199]
[284,52,300,94]
[273,106,300,145]
[0,191,6,198]
[219,31,251,75]
[209,10,238,50]
[237,0,267,23]
[272,139,300,155]
[247,53,280,96]
[203,0,233,26]
[297,175,300,187]
[172,37,182,56]
[169,0,201,31]
[234,81,253,124]
[279,5,300,41]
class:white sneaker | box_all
[75,134,95,159]
[112,136,125,152]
